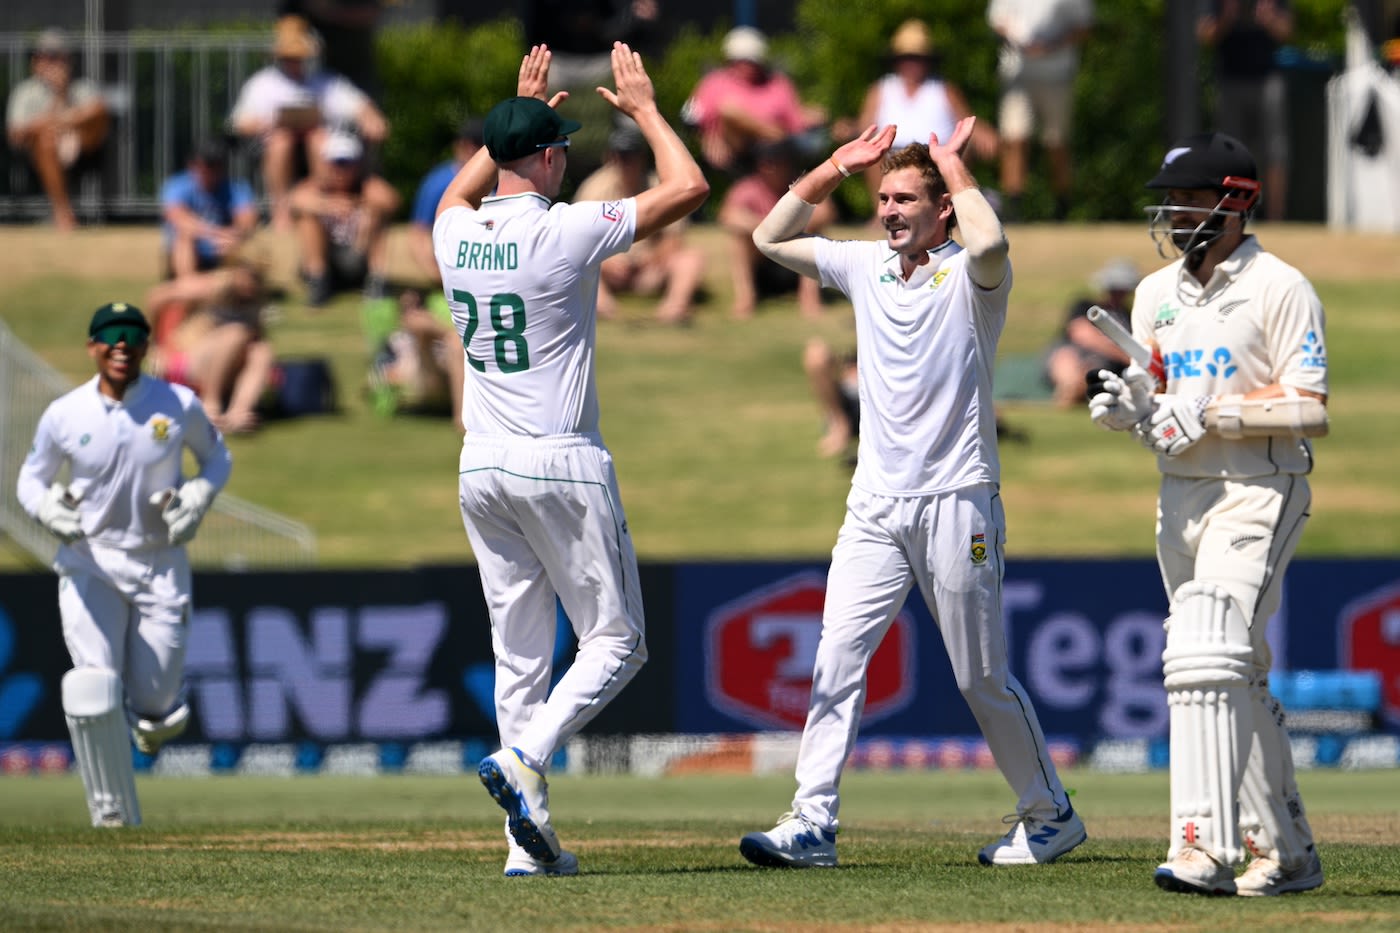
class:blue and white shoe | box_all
[479,748,562,864]
[504,839,579,877]
[740,811,838,868]
[978,805,1087,865]
[1234,848,1323,896]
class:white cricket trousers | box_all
[54,539,191,719]
[458,433,647,769]
[793,483,1069,831]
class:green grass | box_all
[4,222,1399,567]
[1,770,1397,930]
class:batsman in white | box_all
[738,118,1086,869]
[432,44,707,877]
[1088,131,1328,896]
[16,301,231,827]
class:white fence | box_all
[0,317,316,569]
[1,31,269,221]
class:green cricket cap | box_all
[483,97,581,164]
[88,301,150,345]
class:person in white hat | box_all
[288,129,400,305]
[1042,256,1141,407]
[228,15,387,231]
[5,28,110,231]
[681,26,827,174]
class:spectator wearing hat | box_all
[228,15,387,231]
[843,19,998,204]
[408,117,486,284]
[717,137,835,320]
[1043,256,1140,407]
[5,28,110,232]
[681,26,827,175]
[289,130,400,306]
[575,118,705,324]
[159,139,259,280]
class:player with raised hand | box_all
[737,118,1086,869]
[433,43,707,877]
[1089,132,1327,896]
[16,301,231,827]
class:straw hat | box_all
[890,19,934,59]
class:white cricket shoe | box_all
[1235,849,1324,896]
[739,811,838,868]
[978,805,1087,865]
[1153,847,1237,895]
[505,842,579,877]
[478,748,563,864]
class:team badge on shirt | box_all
[1153,303,1177,330]
[970,533,987,565]
[929,270,949,289]
[151,416,171,442]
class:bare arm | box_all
[597,42,708,241]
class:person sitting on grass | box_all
[143,253,277,435]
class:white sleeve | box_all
[1269,279,1328,396]
[16,405,65,518]
[560,199,637,269]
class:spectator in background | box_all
[408,117,485,285]
[276,1,386,101]
[987,0,1094,222]
[368,287,465,433]
[228,15,387,231]
[718,138,836,320]
[289,130,400,306]
[682,26,827,176]
[1042,256,1139,408]
[144,251,277,435]
[1198,0,1293,222]
[803,337,859,460]
[575,118,706,324]
[160,139,259,279]
[5,28,110,232]
[846,19,998,205]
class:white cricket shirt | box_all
[17,375,232,550]
[1132,236,1328,479]
[434,193,636,437]
[814,238,1010,496]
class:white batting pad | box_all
[1161,581,1253,865]
[62,667,142,827]
[1239,677,1316,865]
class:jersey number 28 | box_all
[451,289,530,373]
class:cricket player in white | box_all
[738,119,1085,869]
[432,44,707,877]
[17,301,230,827]
[1090,132,1327,896]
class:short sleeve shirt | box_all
[7,75,102,129]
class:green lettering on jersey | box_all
[454,241,520,270]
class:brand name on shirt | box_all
[454,241,519,270]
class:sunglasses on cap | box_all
[536,138,570,150]
[92,324,149,347]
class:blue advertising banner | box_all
[674,559,1400,744]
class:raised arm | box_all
[752,124,897,278]
[597,42,709,241]
[929,117,1007,290]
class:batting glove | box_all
[158,477,217,546]
[1134,394,1212,457]
[37,482,84,544]
[1088,364,1154,431]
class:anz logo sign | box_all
[1164,347,1237,381]
[1299,330,1327,369]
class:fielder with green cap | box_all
[16,301,232,828]
[432,42,708,878]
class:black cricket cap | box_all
[1147,132,1257,190]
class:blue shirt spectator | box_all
[161,139,258,277]
[408,118,484,283]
